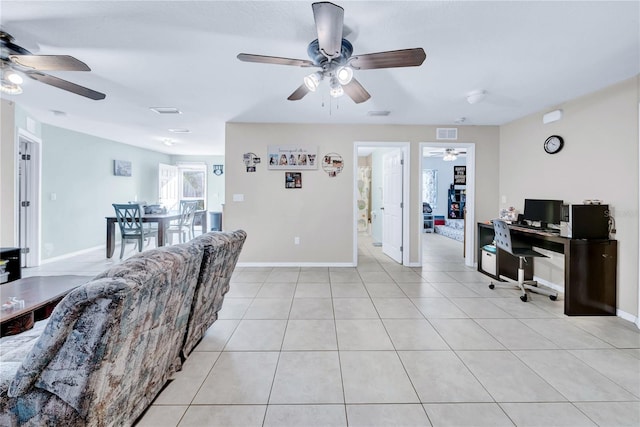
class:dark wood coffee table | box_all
[0,275,92,337]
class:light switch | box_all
[50,193,57,201]
[233,194,244,202]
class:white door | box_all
[158,163,179,211]
[382,150,403,263]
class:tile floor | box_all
[22,233,640,426]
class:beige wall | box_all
[500,76,639,317]
[225,123,500,265]
[0,99,16,247]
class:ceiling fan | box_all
[237,1,426,104]
[0,31,105,100]
[425,148,466,161]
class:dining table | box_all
[105,210,207,258]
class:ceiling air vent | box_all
[367,111,391,117]
[436,128,458,140]
[150,107,182,114]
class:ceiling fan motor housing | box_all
[307,38,353,67]
[0,31,31,61]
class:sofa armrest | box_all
[8,279,128,410]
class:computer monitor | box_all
[523,199,563,228]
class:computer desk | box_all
[477,222,617,316]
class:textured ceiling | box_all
[1,1,638,155]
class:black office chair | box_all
[488,219,558,302]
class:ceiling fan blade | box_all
[312,2,344,60]
[26,72,106,100]
[287,84,310,101]
[342,78,371,104]
[237,53,314,67]
[349,48,426,70]
[10,54,91,71]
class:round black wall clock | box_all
[544,135,564,154]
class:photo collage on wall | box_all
[267,145,318,170]
[322,153,343,177]
[243,152,261,172]
[285,172,302,189]
[244,145,343,184]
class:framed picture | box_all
[322,153,343,177]
[268,145,318,170]
[285,172,302,189]
[114,160,132,176]
[454,165,466,185]
[243,152,260,172]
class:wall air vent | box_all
[436,128,458,140]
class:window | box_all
[159,163,207,212]
[178,163,207,210]
[422,169,437,209]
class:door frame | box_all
[353,141,410,266]
[17,129,42,267]
[419,142,476,267]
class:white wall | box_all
[224,123,500,265]
[500,76,639,318]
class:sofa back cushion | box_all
[182,230,247,356]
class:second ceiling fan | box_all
[237,1,426,104]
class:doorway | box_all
[419,142,475,267]
[353,142,410,266]
[18,130,42,267]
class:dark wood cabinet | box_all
[477,223,617,316]
[565,240,617,316]
[0,247,22,284]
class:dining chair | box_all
[167,201,198,244]
[112,203,158,259]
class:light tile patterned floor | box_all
[23,233,640,426]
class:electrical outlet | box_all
[294,237,300,245]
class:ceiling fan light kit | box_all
[443,148,459,161]
[0,81,22,95]
[237,1,426,104]
[303,72,322,91]
[5,69,22,84]
[336,65,353,85]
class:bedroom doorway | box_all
[420,142,475,267]
[354,142,410,266]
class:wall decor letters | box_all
[268,145,318,170]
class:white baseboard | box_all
[534,276,639,327]
[41,244,105,264]
[616,309,639,326]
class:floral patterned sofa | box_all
[0,230,246,426]
[434,218,465,242]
